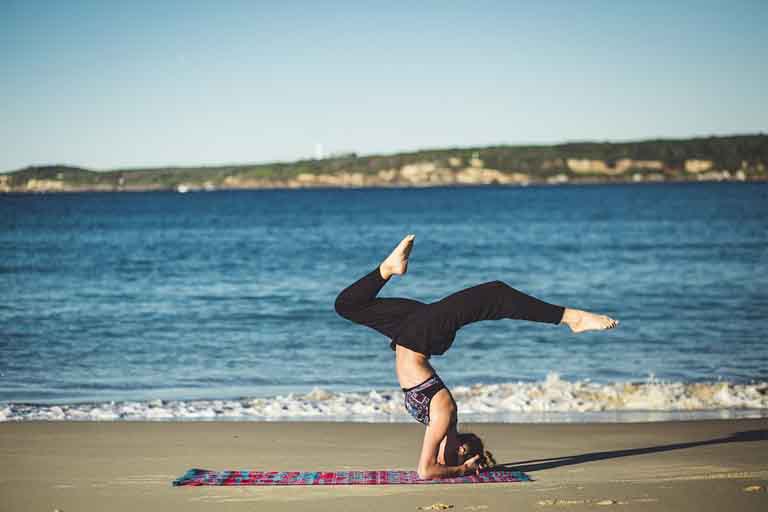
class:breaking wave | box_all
[2,373,767,423]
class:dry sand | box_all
[1,418,766,511]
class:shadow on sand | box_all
[494,429,768,474]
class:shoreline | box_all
[2,418,766,511]
[3,408,767,424]
[3,133,766,193]
[4,375,766,422]
[1,176,766,196]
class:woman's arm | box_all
[416,393,482,479]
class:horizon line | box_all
[4,131,765,175]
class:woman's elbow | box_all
[416,463,434,480]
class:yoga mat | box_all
[173,468,531,486]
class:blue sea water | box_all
[1,182,767,420]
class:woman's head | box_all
[456,432,496,468]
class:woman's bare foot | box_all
[561,308,619,333]
[379,234,416,279]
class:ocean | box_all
[1,182,766,422]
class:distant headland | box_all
[1,134,766,194]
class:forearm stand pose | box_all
[334,235,618,479]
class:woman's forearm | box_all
[418,462,467,480]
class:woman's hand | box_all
[461,454,485,476]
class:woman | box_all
[334,234,618,479]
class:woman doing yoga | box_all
[334,234,619,480]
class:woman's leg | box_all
[429,280,618,333]
[430,280,565,329]
[334,235,425,340]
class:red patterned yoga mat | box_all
[173,468,530,486]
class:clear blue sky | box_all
[1,0,766,171]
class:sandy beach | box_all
[1,418,766,511]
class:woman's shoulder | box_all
[429,386,457,421]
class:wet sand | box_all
[1,418,766,511]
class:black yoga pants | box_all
[334,267,565,356]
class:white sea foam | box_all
[2,373,767,423]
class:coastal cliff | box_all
[2,134,766,193]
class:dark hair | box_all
[457,432,496,468]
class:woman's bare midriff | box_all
[395,344,436,389]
